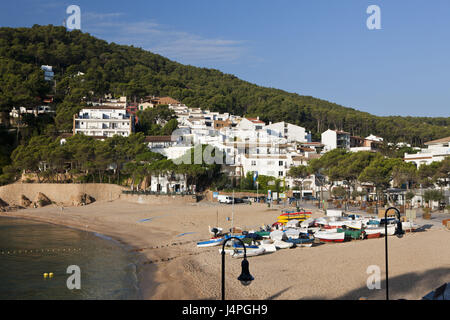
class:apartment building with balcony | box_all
[73,106,134,138]
[321,129,351,152]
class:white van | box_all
[217,195,233,204]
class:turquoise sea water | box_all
[0,217,141,300]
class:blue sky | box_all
[1,0,450,117]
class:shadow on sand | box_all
[298,267,450,300]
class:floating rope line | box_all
[141,251,205,265]
[129,239,201,252]
[0,247,83,255]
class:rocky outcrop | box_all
[70,193,95,206]
[0,198,9,211]
[34,192,52,207]
[20,195,32,208]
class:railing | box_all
[122,190,196,196]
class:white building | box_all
[321,129,351,152]
[242,154,288,178]
[265,121,310,143]
[150,173,187,193]
[236,117,266,131]
[73,106,134,138]
[41,65,54,81]
[9,106,55,118]
[404,136,450,167]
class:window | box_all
[251,161,256,166]
[279,161,283,166]
[278,171,284,177]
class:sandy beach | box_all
[2,199,450,300]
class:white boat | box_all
[315,217,329,226]
[344,220,363,230]
[270,230,287,241]
[307,227,321,234]
[231,247,266,258]
[197,237,224,247]
[273,240,294,249]
[284,228,301,239]
[285,219,300,228]
[402,221,419,232]
[324,217,350,229]
[380,224,396,236]
[364,226,384,238]
[300,218,316,228]
[314,230,345,242]
[259,243,277,253]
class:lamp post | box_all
[221,236,254,300]
[384,207,404,300]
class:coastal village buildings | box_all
[66,95,448,199]
[404,136,450,167]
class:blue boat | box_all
[285,238,314,246]
[197,238,224,248]
[197,234,245,248]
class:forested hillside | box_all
[0,25,449,145]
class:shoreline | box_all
[1,205,160,300]
[2,200,449,300]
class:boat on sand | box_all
[314,230,346,243]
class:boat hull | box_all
[314,231,346,242]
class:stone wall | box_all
[0,183,198,207]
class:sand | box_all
[2,199,450,300]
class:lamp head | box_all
[396,220,404,238]
[237,258,254,286]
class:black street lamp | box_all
[384,207,404,300]
[221,236,254,300]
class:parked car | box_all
[241,196,252,204]
[217,195,233,204]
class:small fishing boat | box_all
[219,246,266,257]
[197,234,245,248]
[285,237,314,247]
[228,242,259,249]
[284,228,301,239]
[285,219,300,228]
[343,220,363,230]
[380,224,396,236]
[364,227,383,239]
[270,230,287,241]
[402,221,419,232]
[337,228,365,240]
[197,237,224,247]
[307,227,321,234]
[273,240,294,249]
[300,218,316,228]
[230,247,266,258]
[315,217,329,225]
[259,243,277,253]
[314,230,346,243]
[324,220,347,229]
[254,231,271,238]
[366,219,380,226]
